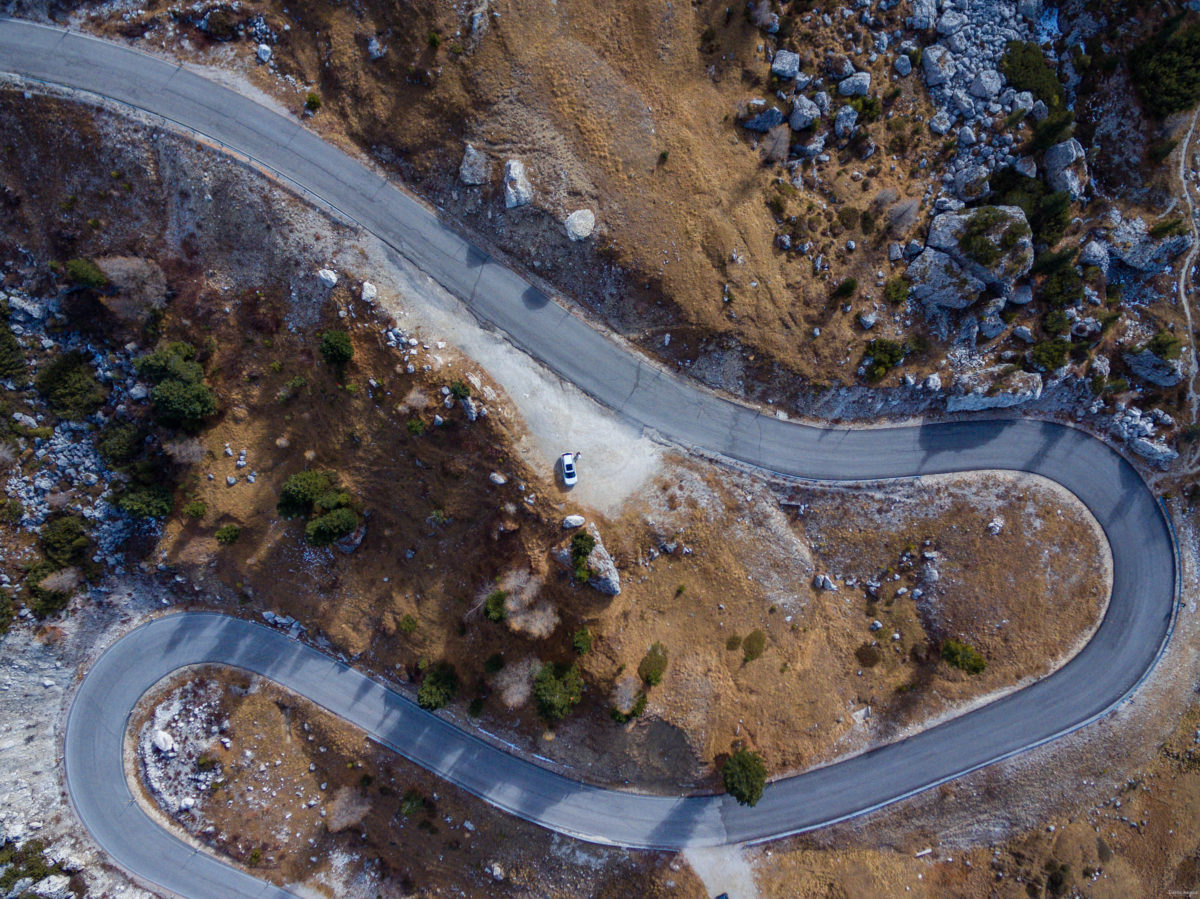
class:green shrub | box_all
[726,633,743,651]
[118,483,174,518]
[533,662,584,722]
[723,748,768,807]
[1150,218,1188,239]
[40,515,89,567]
[399,614,418,634]
[319,330,354,367]
[570,531,596,582]
[97,420,142,467]
[484,589,508,622]
[572,626,593,655]
[183,500,207,519]
[1001,41,1064,107]
[941,638,986,674]
[862,338,906,382]
[135,341,203,385]
[831,277,858,300]
[1041,266,1083,308]
[278,470,337,517]
[417,662,458,710]
[150,379,217,430]
[884,277,909,305]
[1130,20,1200,118]
[638,642,669,686]
[449,380,471,400]
[1147,329,1184,360]
[407,419,426,436]
[428,29,442,49]
[1029,109,1074,153]
[849,95,882,122]
[215,524,241,545]
[64,257,108,289]
[35,351,109,419]
[743,629,767,662]
[276,375,306,403]
[305,91,322,111]
[1043,309,1069,335]
[959,208,1005,265]
[1031,339,1070,371]
[25,560,74,617]
[304,507,358,546]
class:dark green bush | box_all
[570,531,596,582]
[572,626,593,655]
[183,500,207,519]
[1147,329,1184,360]
[135,341,203,385]
[484,589,508,622]
[723,748,768,806]
[1029,110,1075,153]
[25,560,74,617]
[64,257,108,289]
[726,633,743,651]
[449,380,471,400]
[742,629,767,662]
[304,507,358,546]
[1130,20,1200,118]
[399,614,418,634]
[638,642,669,686]
[533,662,584,722]
[1041,266,1083,308]
[831,277,858,300]
[96,420,142,467]
[305,91,322,111]
[278,470,338,517]
[319,330,354,367]
[610,691,648,723]
[1031,339,1070,371]
[1043,309,1069,335]
[150,379,217,431]
[118,483,174,518]
[35,351,109,419]
[862,338,906,382]
[884,277,909,305]
[1001,41,1065,107]
[215,524,241,545]
[417,661,459,710]
[40,515,89,567]
[941,638,986,674]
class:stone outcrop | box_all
[565,209,596,241]
[905,248,985,309]
[1124,349,1184,387]
[925,205,1034,296]
[1043,138,1089,199]
[946,366,1042,411]
[459,144,490,185]
[503,159,533,208]
[1106,213,1193,272]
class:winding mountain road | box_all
[0,17,1181,899]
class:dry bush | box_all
[39,567,81,595]
[0,443,16,471]
[326,786,371,832]
[163,437,207,465]
[611,674,642,716]
[495,656,540,710]
[497,569,558,638]
[397,386,430,414]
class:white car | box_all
[560,453,578,487]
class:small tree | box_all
[941,638,986,674]
[150,379,218,431]
[533,662,584,722]
[723,748,767,807]
[638,642,669,686]
[417,662,459,710]
[319,330,354,368]
[118,484,174,518]
[215,524,241,545]
[305,91,322,112]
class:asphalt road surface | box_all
[0,17,1179,899]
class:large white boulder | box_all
[565,209,596,241]
[503,159,533,208]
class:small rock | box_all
[256,44,272,63]
[562,514,586,529]
[565,209,596,241]
[360,281,378,304]
[503,159,534,208]
[459,144,491,186]
[488,472,508,486]
[317,269,338,289]
[152,730,177,753]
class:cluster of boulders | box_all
[1109,404,1178,465]
[458,145,597,241]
